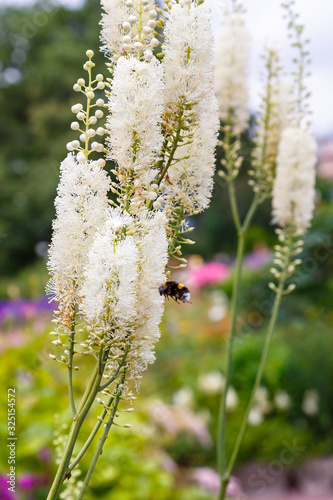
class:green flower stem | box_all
[157,107,184,187]
[227,180,241,233]
[69,346,128,473]
[217,191,260,480]
[217,229,244,477]
[77,371,127,500]
[68,392,115,472]
[47,349,108,500]
[68,320,76,418]
[218,275,286,500]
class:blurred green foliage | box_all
[0,0,104,276]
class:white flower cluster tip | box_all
[272,126,317,233]
[215,12,251,134]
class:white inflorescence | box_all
[215,12,251,134]
[107,56,164,203]
[80,211,138,332]
[47,154,111,328]
[100,0,157,62]
[272,126,317,233]
[100,0,128,61]
[162,3,219,213]
[129,211,169,385]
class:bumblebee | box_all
[159,281,191,303]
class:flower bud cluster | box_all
[66,50,108,162]
[268,228,304,295]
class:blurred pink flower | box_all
[188,262,231,290]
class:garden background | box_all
[0,0,333,498]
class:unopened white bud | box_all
[96,98,105,106]
[71,140,80,149]
[95,110,104,118]
[123,35,131,44]
[71,103,83,113]
[73,84,81,92]
[147,191,157,200]
[77,78,85,86]
[123,44,133,52]
[144,50,153,61]
[66,142,74,151]
[122,21,131,31]
[49,354,56,360]
[89,116,98,124]
[97,81,105,90]
[97,159,106,168]
[143,26,152,35]
[87,128,96,138]
[96,127,106,136]
[134,42,143,51]
[149,10,157,19]
[150,38,159,47]
[76,112,85,120]
[147,20,156,28]
[129,15,137,24]
[79,133,86,142]
[125,0,133,6]
[96,74,103,81]
[77,152,86,162]
[86,49,94,58]
[87,91,95,100]
[91,142,104,152]
[153,200,162,210]
[70,121,80,130]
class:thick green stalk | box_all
[77,371,127,499]
[47,350,107,500]
[68,393,115,472]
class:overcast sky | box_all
[3,0,333,136]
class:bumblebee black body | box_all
[159,281,191,303]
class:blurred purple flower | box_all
[37,447,51,463]
[17,474,38,490]
[188,262,231,290]
[0,475,18,499]
[245,246,272,269]
[0,297,54,325]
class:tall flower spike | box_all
[47,154,111,330]
[215,10,251,134]
[106,56,164,210]
[272,126,317,233]
[161,3,219,214]
[128,211,168,387]
[250,48,296,200]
